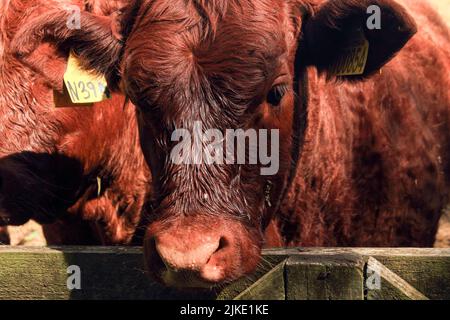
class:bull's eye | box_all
[267,84,288,107]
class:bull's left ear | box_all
[300,0,417,78]
[10,5,126,92]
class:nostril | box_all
[206,236,230,267]
[214,236,228,254]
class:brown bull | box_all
[9,0,450,289]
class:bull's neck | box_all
[276,69,358,246]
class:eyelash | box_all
[266,84,289,106]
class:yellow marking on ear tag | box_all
[53,84,93,108]
[330,30,370,77]
[97,177,102,197]
[60,51,110,105]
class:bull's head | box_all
[11,0,416,288]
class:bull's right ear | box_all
[11,6,124,91]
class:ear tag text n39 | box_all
[54,51,110,107]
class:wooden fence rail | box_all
[0,247,449,300]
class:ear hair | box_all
[11,7,124,90]
[119,0,144,41]
[300,0,417,79]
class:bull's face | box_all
[12,0,416,288]
[123,0,300,288]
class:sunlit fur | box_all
[5,0,450,287]
[0,0,149,244]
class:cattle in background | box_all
[0,0,149,245]
[10,0,450,288]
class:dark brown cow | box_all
[0,0,149,245]
[9,0,450,289]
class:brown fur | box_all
[0,0,149,245]
[277,0,450,247]
[5,0,450,286]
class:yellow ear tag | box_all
[54,51,110,107]
[330,29,370,76]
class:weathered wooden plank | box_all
[365,257,428,300]
[365,275,413,300]
[267,247,450,300]
[232,261,286,300]
[0,246,288,300]
[365,254,450,300]
[0,247,213,300]
[217,255,288,300]
[1,247,449,300]
[263,247,450,257]
[285,253,365,300]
